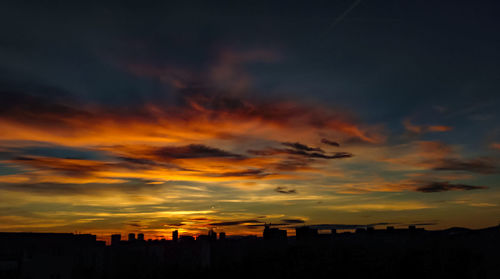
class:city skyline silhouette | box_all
[1,224,499,278]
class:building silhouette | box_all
[111,234,121,246]
[128,233,136,241]
[208,229,217,242]
[0,225,498,278]
[295,226,319,241]
[179,235,195,242]
[172,230,178,242]
[263,223,287,241]
[0,233,104,279]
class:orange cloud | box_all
[0,91,382,148]
[491,143,500,150]
[403,119,453,134]
[428,125,453,132]
[1,48,385,162]
[328,178,487,194]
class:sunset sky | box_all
[1,1,500,240]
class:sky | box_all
[1,0,500,240]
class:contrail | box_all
[323,0,363,34]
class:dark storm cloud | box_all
[415,182,488,193]
[321,138,340,147]
[432,158,499,174]
[153,144,244,159]
[274,187,297,194]
[281,142,324,152]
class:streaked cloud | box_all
[415,181,488,193]
[432,158,499,174]
[379,141,499,174]
[274,187,297,194]
[321,138,340,147]
[319,202,435,212]
[403,119,453,134]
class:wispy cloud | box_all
[415,181,488,193]
[281,219,306,224]
[321,138,340,147]
[319,202,434,212]
[248,147,353,159]
[274,187,297,194]
[379,141,499,174]
[403,119,453,135]
[281,142,324,152]
[432,158,499,174]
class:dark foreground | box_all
[1,226,499,279]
